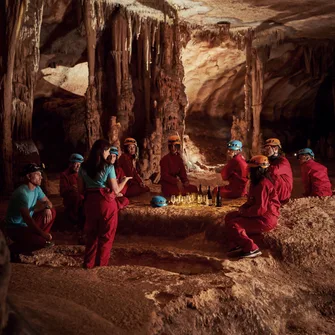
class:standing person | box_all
[224,155,280,258]
[214,140,248,198]
[118,138,150,197]
[109,146,129,210]
[263,138,293,204]
[296,148,333,197]
[60,153,84,223]
[160,135,198,196]
[78,139,132,269]
[5,163,56,256]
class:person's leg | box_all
[83,193,100,269]
[6,227,47,254]
[225,217,263,252]
[95,200,118,267]
[32,208,56,233]
[125,183,149,197]
[161,183,180,197]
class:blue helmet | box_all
[150,196,168,208]
[295,148,314,159]
[69,153,84,163]
[227,140,242,151]
[110,146,119,156]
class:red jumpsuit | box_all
[300,159,332,197]
[214,154,248,198]
[118,153,150,197]
[84,188,118,268]
[160,153,198,196]
[225,177,280,252]
[268,156,293,204]
[115,166,129,210]
[7,208,56,254]
[60,168,83,221]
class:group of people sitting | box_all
[3,135,333,266]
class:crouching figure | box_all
[224,155,280,258]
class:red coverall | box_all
[214,154,248,198]
[7,208,56,254]
[268,156,293,204]
[118,153,150,197]
[115,166,129,210]
[160,153,198,196]
[84,188,118,269]
[225,177,280,252]
[60,168,83,221]
[300,159,332,197]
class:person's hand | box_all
[117,193,123,197]
[122,176,133,183]
[177,180,184,193]
[43,232,52,241]
[183,181,190,187]
[43,208,53,224]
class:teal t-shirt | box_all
[6,184,46,227]
[79,165,116,188]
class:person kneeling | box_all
[5,163,56,258]
[224,155,280,258]
[296,148,333,197]
[60,153,84,224]
[160,135,198,196]
[214,140,248,198]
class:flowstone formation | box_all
[7,196,335,334]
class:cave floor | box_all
[2,162,335,334]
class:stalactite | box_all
[83,0,101,148]
[231,29,253,157]
[251,46,270,155]
[12,0,44,141]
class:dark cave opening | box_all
[32,96,87,173]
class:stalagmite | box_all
[0,0,27,192]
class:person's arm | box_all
[240,183,270,217]
[78,175,85,196]
[108,177,132,194]
[38,196,54,224]
[59,172,72,197]
[19,207,52,241]
[160,157,178,185]
[221,161,233,181]
[178,157,189,185]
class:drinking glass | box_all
[171,195,176,205]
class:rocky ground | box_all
[1,166,335,334]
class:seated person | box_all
[224,155,280,258]
[118,138,150,197]
[296,148,333,197]
[160,135,198,196]
[263,138,293,204]
[5,163,56,256]
[60,153,84,223]
[214,140,248,198]
[109,146,129,210]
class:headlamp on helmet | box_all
[248,155,270,168]
[22,163,45,176]
[227,140,242,151]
